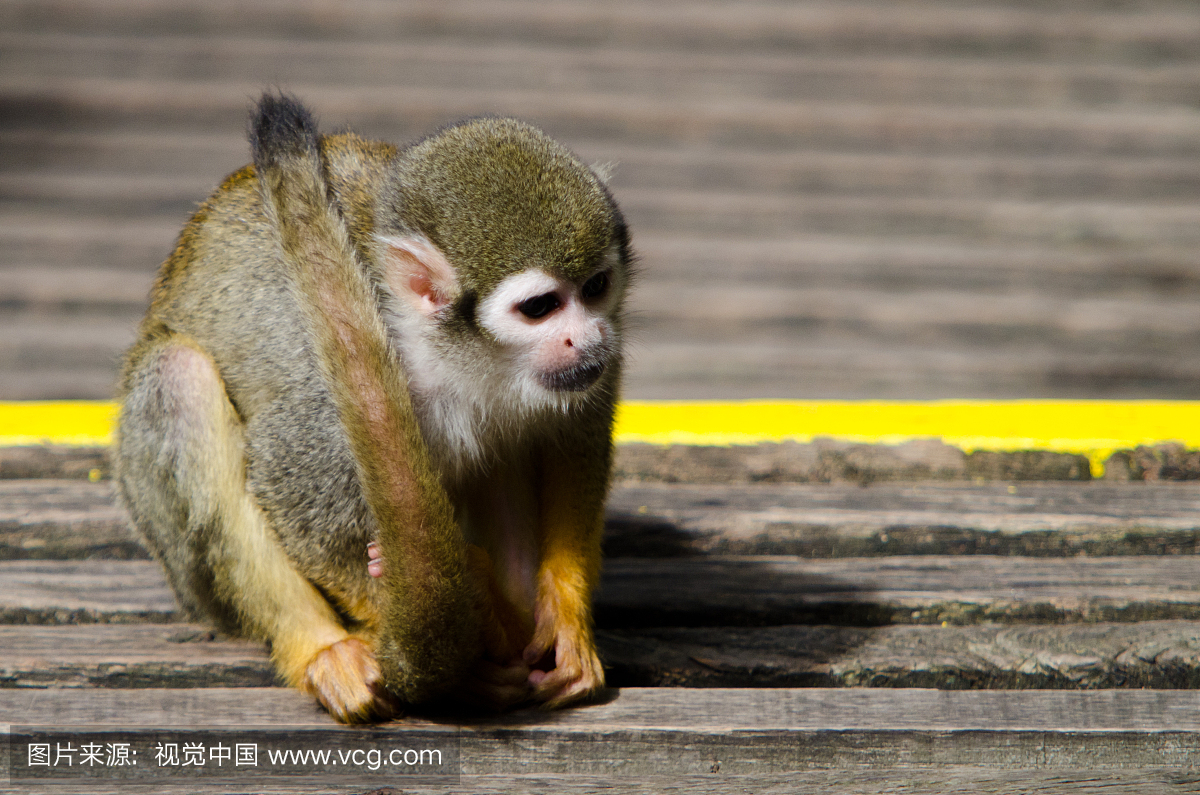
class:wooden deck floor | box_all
[5,456,1200,792]
[5,1,1200,792]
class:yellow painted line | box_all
[614,400,1200,477]
[0,401,118,447]
[3,399,1199,477]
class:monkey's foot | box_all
[304,638,396,723]
[523,631,604,709]
[461,658,533,711]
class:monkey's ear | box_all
[379,235,458,317]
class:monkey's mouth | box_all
[541,360,606,392]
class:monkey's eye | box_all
[581,271,610,300]
[517,292,562,320]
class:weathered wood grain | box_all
[2,770,1197,795]
[10,479,1200,560]
[615,443,1097,486]
[15,172,1200,246]
[0,561,176,623]
[596,556,1200,627]
[602,620,1200,689]
[9,556,1200,628]
[9,77,1200,158]
[5,0,1200,60]
[0,624,273,688]
[9,620,1200,692]
[12,127,1200,204]
[7,688,1200,776]
[606,480,1200,556]
[0,450,110,482]
[7,33,1200,113]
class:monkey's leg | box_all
[116,336,391,722]
[524,447,607,708]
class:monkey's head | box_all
[372,118,632,413]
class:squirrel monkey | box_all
[114,94,631,722]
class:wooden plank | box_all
[0,561,175,622]
[18,176,1200,247]
[0,453,109,483]
[6,688,1200,776]
[9,556,1200,627]
[15,172,1200,245]
[620,189,1200,246]
[0,773,1195,795]
[1,770,1196,795]
[606,481,1200,556]
[634,234,1200,289]
[0,624,273,688]
[11,127,1200,204]
[6,77,1200,158]
[7,33,1200,113]
[16,479,1200,560]
[3,0,1199,59]
[633,282,1200,334]
[619,341,1200,402]
[9,339,1200,401]
[7,213,1200,296]
[602,619,1200,689]
[0,267,154,310]
[2,773,1200,795]
[597,556,1200,627]
[0,686,326,726]
[11,298,1200,400]
[8,619,1200,692]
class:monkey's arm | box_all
[251,95,481,704]
[525,411,612,707]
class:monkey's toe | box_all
[304,638,396,723]
[528,646,604,709]
[461,659,533,711]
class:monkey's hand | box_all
[459,544,535,710]
[303,638,397,723]
[524,613,604,709]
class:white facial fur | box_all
[374,234,623,478]
[478,269,610,376]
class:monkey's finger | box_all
[531,663,603,709]
[529,663,574,695]
[522,625,556,666]
[528,641,604,708]
[475,658,532,687]
[366,542,384,579]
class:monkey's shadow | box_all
[587,510,880,691]
[402,511,878,726]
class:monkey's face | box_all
[477,256,623,396]
[376,233,627,414]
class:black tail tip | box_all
[249,92,319,167]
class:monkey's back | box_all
[123,141,396,612]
